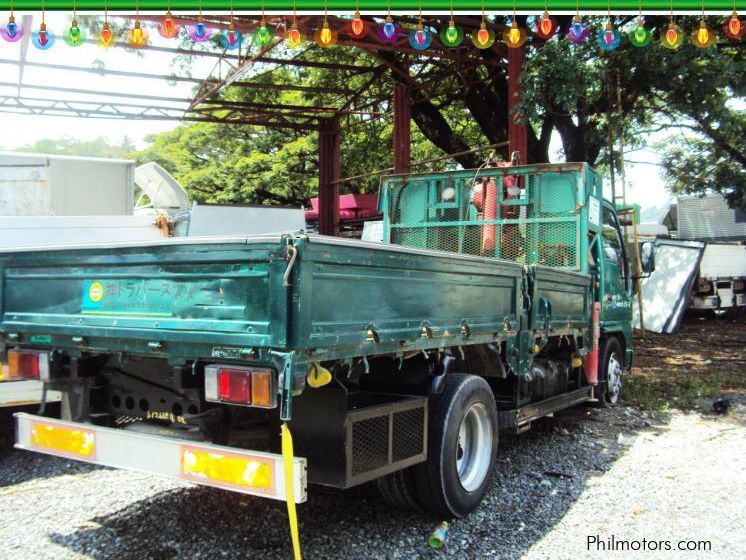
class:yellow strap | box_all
[281,422,302,560]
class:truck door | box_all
[599,205,632,325]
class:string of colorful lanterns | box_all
[1,6,743,51]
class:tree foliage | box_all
[16,135,136,159]
[133,15,744,208]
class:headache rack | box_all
[381,163,603,272]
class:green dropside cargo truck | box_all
[4,162,652,518]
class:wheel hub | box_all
[456,402,493,492]
[607,352,622,404]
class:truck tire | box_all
[376,469,421,512]
[598,337,623,406]
[412,374,498,518]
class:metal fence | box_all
[383,166,585,270]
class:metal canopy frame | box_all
[0,13,525,236]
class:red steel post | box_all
[318,117,341,236]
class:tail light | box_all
[7,349,50,381]
[204,365,276,408]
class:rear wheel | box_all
[411,374,498,518]
[598,337,623,406]
[376,468,421,511]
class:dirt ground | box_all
[627,314,746,413]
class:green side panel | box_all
[289,238,523,350]
[0,240,289,349]
[528,266,592,333]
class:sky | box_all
[0,13,675,222]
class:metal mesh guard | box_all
[387,171,581,270]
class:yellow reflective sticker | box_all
[30,421,96,459]
[180,446,274,494]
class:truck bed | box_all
[0,235,590,368]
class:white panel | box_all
[0,381,61,407]
[699,244,746,278]
[188,205,306,237]
[634,240,704,333]
[0,165,51,216]
[0,215,164,248]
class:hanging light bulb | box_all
[32,22,55,50]
[1,1,24,43]
[64,19,85,46]
[188,17,212,42]
[158,9,180,39]
[471,21,495,49]
[351,10,366,37]
[472,1,495,50]
[97,21,114,48]
[724,10,743,40]
[97,1,115,48]
[661,21,683,49]
[32,1,55,51]
[285,0,305,48]
[408,22,432,50]
[440,18,464,47]
[596,20,620,51]
[254,19,274,46]
[692,18,715,48]
[285,20,305,48]
[220,24,242,50]
[408,3,431,51]
[535,10,557,40]
[503,19,527,48]
[378,13,401,43]
[628,18,652,47]
[314,1,337,50]
[127,19,149,48]
[188,2,213,44]
[566,14,589,43]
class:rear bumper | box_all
[14,413,307,503]
[691,293,745,309]
[0,381,61,408]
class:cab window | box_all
[602,207,627,281]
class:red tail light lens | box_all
[205,365,276,409]
[7,349,50,381]
[217,368,251,405]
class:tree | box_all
[135,15,744,208]
[16,136,136,159]
[657,135,746,210]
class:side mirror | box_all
[639,241,655,276]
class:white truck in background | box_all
[661,194,746,318]
[690,243,746,317]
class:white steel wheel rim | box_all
[456,402,493,492]
[607,352,622,404]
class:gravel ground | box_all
[2,401,744,560]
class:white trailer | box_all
[0,151,135,216]
[690,243,746,316]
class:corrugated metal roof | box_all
[675,195,746,241]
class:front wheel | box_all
[412,374,498,518]
[598,337,624,406]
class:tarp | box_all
[634,239,705,334]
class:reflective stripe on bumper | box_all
[14,413,307,503]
